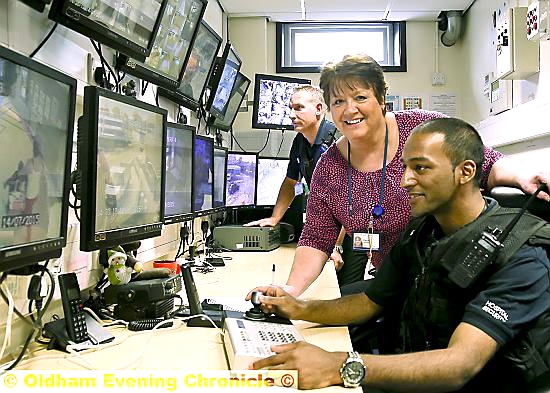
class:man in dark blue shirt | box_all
[245,85,337,227]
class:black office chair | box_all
[489,186,550,222]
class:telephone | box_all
[43,272,114,352]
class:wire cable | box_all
[230,130,247,152]
[257,129,271,154]
[29,22,58,58]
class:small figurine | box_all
[106,247,133,285]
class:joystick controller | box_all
[244,291,266,321]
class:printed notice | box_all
[429,93,458,117]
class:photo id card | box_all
[352,231,381,252]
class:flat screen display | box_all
[159,20,222,110]
[49,0,166,62]
[206,43,241,119]
[119,0,206,89]
[212,72,250,132]
[164,123,193,223]
[225,152,257,208]
[252,74,311,130]
[192,135,213,214]
[0,45,76,272]
[256,157,290,206]
[213,146,227,209]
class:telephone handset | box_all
[43,272,114,351]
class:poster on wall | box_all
[403,96,424,110]
[429,93,458,117]
[385,94,401,112]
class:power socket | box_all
[432,72,446,85]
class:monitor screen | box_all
[256,157,290,206]
[158,20,222,110]
[211,72,250,132]
[117,0,206,90]
[213,146,227,209]
[78,86,167,251]
[252,74,311,130]
[192,135,213,215]
[206,43,242,120]
[164,123,194,224]
[225,152,257,208]
[0,45,76,272]
[48,0,166,62]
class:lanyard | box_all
[347,123,389,218]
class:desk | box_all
[15,244,358,392]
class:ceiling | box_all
[218,0,476,22]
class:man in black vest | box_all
[249,117,550,392]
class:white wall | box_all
[0,0,224,362]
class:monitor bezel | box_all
[158,20,222,111]
[212,145,228,211]
[211,72,251,132]
[0,45,77,272]
[191,134,215,217]
[225,151,258,209]
[79,86,167,252]
[255,156,291,207]
[251,73,311,130]
[115,0,207,90]
[205,42,242,120]
[48,0,168,62]
[163,122,195,225]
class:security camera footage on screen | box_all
[164,125,193,218]
[213,148,226,208]
[256,78,307,128]
[256,158,289,206]
[95,96,164,232]
[193,137,213,212]
[211,49,240,115]
[225,153,256,207]
[0,58,72,249]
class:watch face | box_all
[344,361,365,384]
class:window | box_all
[276,21,407,73]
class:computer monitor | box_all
[0,45,76,272]
[192,135,214,215]
[18,0,51,12]
[225,152,257,208]
[256,157,290,206]
[213,146,227,209]
[158,20,222,110]
[115,0,207,90]
[205,43,242,120]
[252,74,311,130]
[77,86,167,251]
[164,123,194,224]
[48,0,167,62]
[211,72,250,132]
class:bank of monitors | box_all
[252,74,311,130]
[225,152,257,208]
[49,0,167,62]
[256,157,289,206]
[0,45,76,272]
[164,123,194,224]
[77,86,167,251]
[159,20,222,110]
[211,72,250,132]
[213,146,227,209]
[192,135,214,215]
[116,0,206,90]
[205,43,242,120]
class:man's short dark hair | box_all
[412,117,485,186]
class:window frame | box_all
[276,21,407,73]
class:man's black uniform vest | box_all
[396,199,550,390]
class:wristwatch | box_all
[333,245,344,254]
[340,351,366,388]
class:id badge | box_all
[352,231,381,252]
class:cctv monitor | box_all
[48,0,167,62]
[211,72,250,132]
[213,146,227,209]
[192,135,213,215]
[164,123,194,224]
[158,20,222,110]
[205,42,242,120]
[252,74,311,130]
[116,0,207,90]
[256,157,290,206]
[225,152,257,208]
[18,0,51,12]
[0,45,76,272]
[77,86,167,251]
